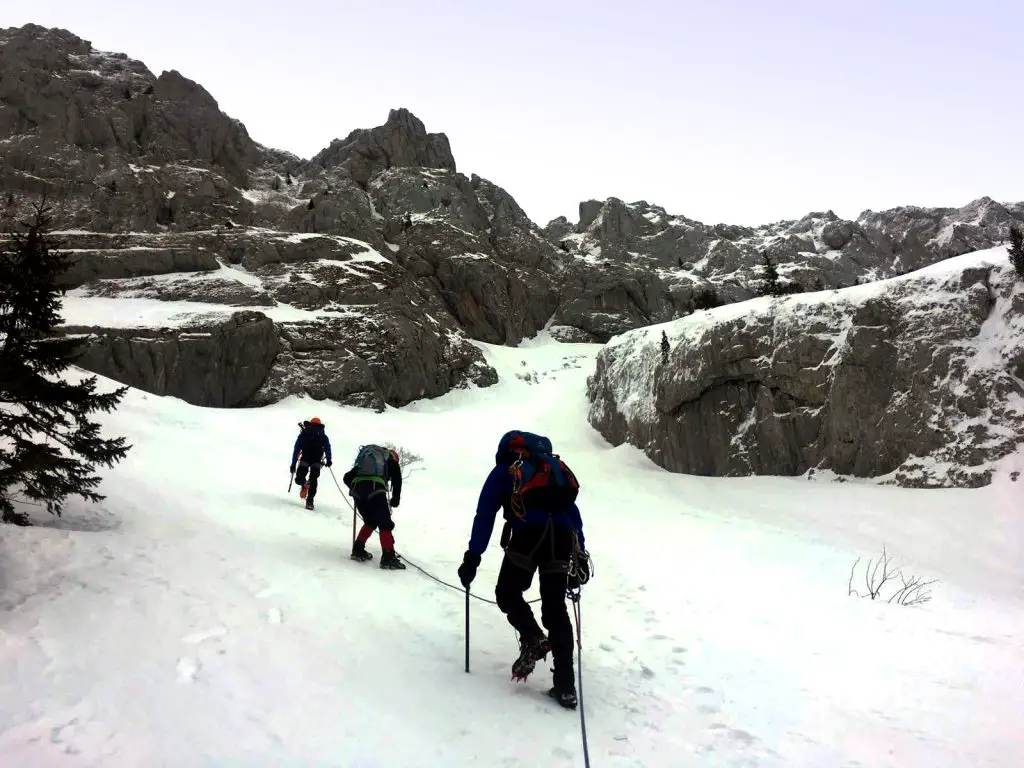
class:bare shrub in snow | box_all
[383,442,423,480]
[847,545,937,606]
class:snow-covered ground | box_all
[1,332,1021,766]
[57,295,339,329]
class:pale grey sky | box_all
[6,0,1023,227]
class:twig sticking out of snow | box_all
[848,545,937,606]
[383,442,424,481]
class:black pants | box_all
[295,461,322,500]
[495,522,575,688]
[352,481,394,532]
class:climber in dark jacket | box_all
[290,418,332,510]
[457,431,589,709]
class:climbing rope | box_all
[400,552,542,606]
[326,467,539,605]
[326,465,586,762]
[569,589,591,768]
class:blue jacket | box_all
[292,423,332,465]
[467,462,586,557]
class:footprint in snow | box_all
[182,627,228,644]
[176,656,201,682]
[709,723,757,746]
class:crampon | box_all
[511,636,551,682]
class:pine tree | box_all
[0,201,131,525]
[760,252,781,297]
[660,330,670,365]
[1009,225,1024,279]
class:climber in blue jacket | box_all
[456,430,590,709]
[289,417,332,510]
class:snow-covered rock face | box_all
[3,23,1022,412]
[50,229,498,409]
[586,248,1024,488]
[0,25,520,406]
[545,197,1024,342]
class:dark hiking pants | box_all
[495,521,575,688]
[295,461,322,500]
[352,480,396,550]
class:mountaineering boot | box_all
[299,483,309,499]
[350,541,373,562]
[379,550,406,570]
[305,498,314,510]
[511,634,551,681]
[548,683,578,710]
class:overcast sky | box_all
[6,0,1022,227]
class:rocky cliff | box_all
[586,247,1024,488]
[543,197,1024,342]
[3,23,1022,414]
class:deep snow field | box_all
[1,332,1021,767]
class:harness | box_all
[350,475,389,500]
[502,444,584,578]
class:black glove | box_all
[325,459,332,467]
[458,551,481,588]
[390,496,400,508]
[289,464,296,474]
[568,552,591,590]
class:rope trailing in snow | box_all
[325,467,539,605]
[327,466,589,763]
[400,552,544,606]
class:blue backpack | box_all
[353,444,390,484]
[497,430,579,518]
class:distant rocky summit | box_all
[2,23,1022,424]
[586,249,1024,488]
[542,197,1024,341]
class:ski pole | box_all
[288,472,293,494]
[464,586,470,673]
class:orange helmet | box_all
[309,417,322,424]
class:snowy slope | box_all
[1,334,1022,766]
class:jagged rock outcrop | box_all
[305,108,456,188]
[368,167,561,344]
[546,197,1024,341]
[252,309,498,411]
[65,311,280,407]
[5,23,1023,414]
[0,24,264,232]
[587,251,1024,488]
